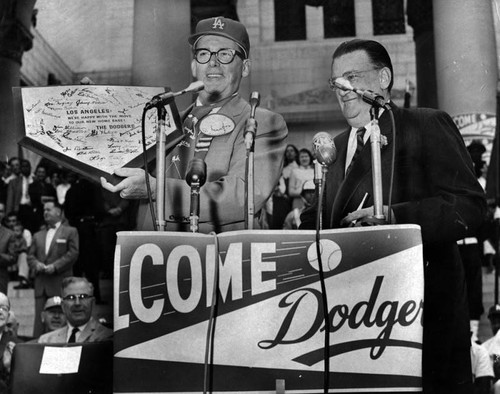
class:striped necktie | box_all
[346,127,366,176]
[164,105,213,180]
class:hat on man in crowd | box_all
[489,304,500,317]
[44,296,63,311]
[189,16,250,59]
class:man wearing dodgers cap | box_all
[104,16,288,233]
[40,296,67,334]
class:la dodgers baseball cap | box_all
[44,296,63,310]
[189,16,250,59]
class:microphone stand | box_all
[314,160,328,230]
[155,105,168,231]
[186,159,207,233]
[366,106,386,225]
[245,117,257,230]
[314,162,330,393]
[189,178,202,233]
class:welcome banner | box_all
[113,225,424,393]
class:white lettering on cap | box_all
[212,17,225,30]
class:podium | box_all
[113,225,424,393]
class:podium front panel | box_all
[113,225,423,393]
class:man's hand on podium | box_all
[340,205,396,227]
[101,168,156,199]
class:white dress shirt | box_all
[45,221,61,255]
[345,107,387,173]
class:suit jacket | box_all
[0,330,21,394]
[28,223,79,297]
[137,94,288,233]
[37,317,113,343]
[0,227,16,294]
[0,227,16,271]
[301,103,486,391]
[6,176,24,214]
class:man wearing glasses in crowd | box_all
[38,277,112,343]
[101,16,287,233]
[300,39,486,393]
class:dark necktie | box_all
[68,327,79,343]
[346,127,366,176]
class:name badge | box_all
[198,114,235,136]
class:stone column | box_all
[433,0,497,117]
[0,0,35,160]
[131,0,192,109]
[407,0,437,108]
[305,5,323,40]
[355,0,373,37]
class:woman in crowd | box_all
[271,144,299,229]
[287,148,314,210]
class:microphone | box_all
[312,132,336,187]
[312,132,337,166]
[186,158,207,233]
[145,81,205,110]
[334,77,387,108]
[244,91,260,150]
[249,91,260,118]
[186,158,207,187]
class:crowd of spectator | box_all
[0,155,125,391]
[0,155,137,295]
[0,163,123,324]
[270,144,315,230]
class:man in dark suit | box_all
[28,164,57,232]
[301,39,486,393]
[28,201,78,338]
[5,159,37,233]
[0,203,16,294]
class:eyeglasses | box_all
[0,305,9,313]
[194,48,244,64]
[328,68,380,91]
[62,294,93,302]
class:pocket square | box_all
[56,239,67,244]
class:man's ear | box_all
[379,67,391,90]
[242,59,251,78]
[191,60,197,79]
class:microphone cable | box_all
[315,169,330,394]
[141,107,158,231]
[385,109,396,224]
[203,232,220,394]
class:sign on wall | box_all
[113,226,424,393]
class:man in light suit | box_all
[300,39,486,393]
[101,16,288,233]
[38,277,112,343]
[28,201,78,337]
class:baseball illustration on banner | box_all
[306,239,342,272]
